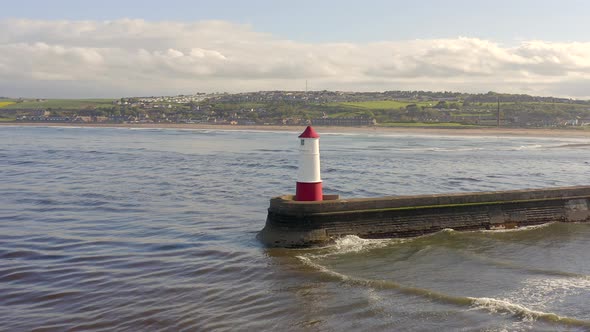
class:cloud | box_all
[1,18,590,98]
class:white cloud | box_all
[1,18,590,98]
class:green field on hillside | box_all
[1,99,114,109]
[326,110,372,118]
[328,100,436,110]
[475,101,588,108]
[452,113,494,117]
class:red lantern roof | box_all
[298,126,320,138]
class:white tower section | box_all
[297,135,321,183]
[296,126,323,201]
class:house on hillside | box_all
[72,116,92,123]
[23,109,50,117]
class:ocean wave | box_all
[479,222,556,233]
[555,143,590,148]
[514,144,544,151]
[468,297,580,325]
[332,235,393,254]
[307,230,464,259]
[502,275,590,317]
[304,235,401,259]
[508,142,590,151]
[297,255,590,328]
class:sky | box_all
[2,0,590,98]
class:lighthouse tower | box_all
[296,126,323,201]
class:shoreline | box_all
[2,122,590,138]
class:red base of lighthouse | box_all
[296,182,323,201]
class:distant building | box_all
[72,116,92,123]
[109,115,133,123]
[21,109,50,117]
[45,116,70,122]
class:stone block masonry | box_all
[259,186,590,247]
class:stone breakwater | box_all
[259,186,590,247]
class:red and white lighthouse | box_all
[295,126,323,201]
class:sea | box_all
[1,125,590,331]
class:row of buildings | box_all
[14,108,590,128]
[15,109,377,127]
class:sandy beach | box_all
[2,122,590,138]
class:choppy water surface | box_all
[1,126,590,331]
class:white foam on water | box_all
[332,235,392,254]
[514,144,544,151]
[505,276,590,312]
[296,255,353,281]
[479,222,555,233]
[469,297,562,322]
[468,275,590,328]
[303,235,401,260]
[331,230,460,253]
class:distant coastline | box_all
[2,122,590,138]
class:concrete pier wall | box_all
[259,186,590,247]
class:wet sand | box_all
[2,122,590,138]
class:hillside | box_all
[1,91,589,128]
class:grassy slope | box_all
[327,100,436,110]
[0,99,114,109]
[475,101,590,110]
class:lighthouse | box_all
[295,126,323,201]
